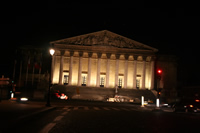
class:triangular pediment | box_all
[51,30,158,52]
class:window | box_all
[82,76,86,86]
[100,77,105,87]
[63,75,69,85]
[136,79,140,89]
[118,78,122,88]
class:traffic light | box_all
[157,69,162,74]
[157,88,162,98]
[157,69,162,80]
[156,69,162,97]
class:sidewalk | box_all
[138,104,174,112]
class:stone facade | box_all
[50,30,158,90]
[13,30,178,101]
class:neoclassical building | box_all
[50,30,158,90]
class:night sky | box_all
[1,1,200,86]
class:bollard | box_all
[156,98,160,108]
[11,93,14,98]
[141,96,144,107]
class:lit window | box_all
[136,79,140,89]
[82,76,87,86]
[118,78,122,88]
[100,77,105,87]
[63,75,69,85]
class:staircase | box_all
[52,85,156,102]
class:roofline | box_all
[50,30,158,52]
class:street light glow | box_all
[50,48,55,56]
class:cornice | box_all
[50,30,158,52]
[54,44,156,56]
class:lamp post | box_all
[46,48,55,107]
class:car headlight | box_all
[189,105,194,108]
[20,97,28,101]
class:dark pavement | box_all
[0,100,55,132]
[0,99,172,122]
[0,99,199,133]
[0,99,170,124]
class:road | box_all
[1,100,200,133]
[49,104,200,133]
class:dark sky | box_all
[2,1,200,85]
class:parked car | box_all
[172,98,200,113]
[52,90,68,100]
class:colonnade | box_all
[52,50,155,90]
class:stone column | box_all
[68,51,74,85]
[115,54,120,87]
[142,56,147,89]
[106,53,111,88]
[124,55,129,89]
[133,55,137,89]
[150,57,155,89]
[96,53,102,87]
[59,50,65,85]
[87,52,93,86]
[78,51,83,86]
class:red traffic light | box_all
[157,69,162,74]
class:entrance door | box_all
[136,79,140,89]
[100,77,105,87]
[63,75,69,85]
[118,78,122,88]
[82,76,87,86]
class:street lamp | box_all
[46,48,55,107]
[50,49,55,56]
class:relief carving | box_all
[51,30,158,52]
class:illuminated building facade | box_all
[50,30,158,90]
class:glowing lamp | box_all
[49,48,55,56]
[157,69,162,74]
[156,69,162,80]
[189,105,194,108]
[195,99,200,102]
[20,97,28,101]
